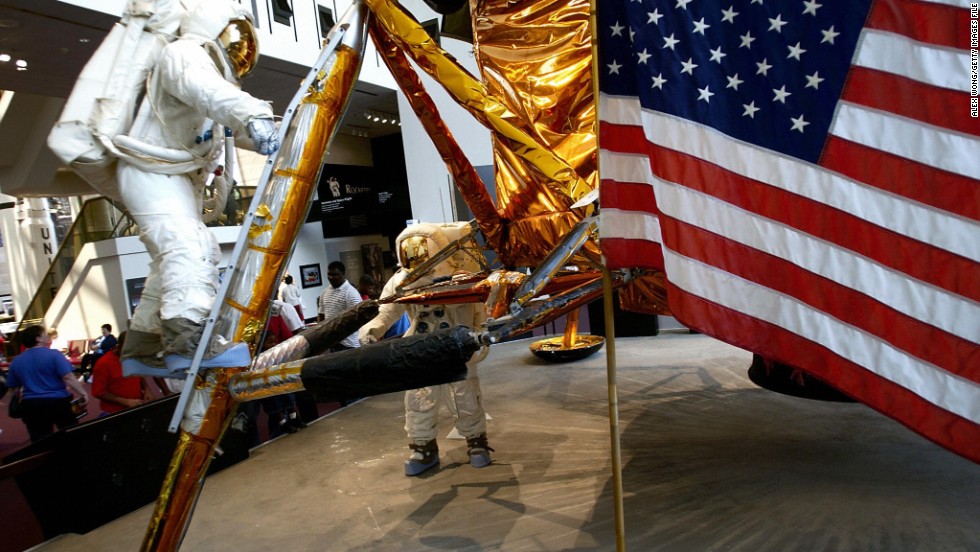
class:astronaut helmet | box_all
[396,223,451,278]
[181,1,260,78]
[218,17,259,78]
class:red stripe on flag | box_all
[600,237,664,270]
[599,179,658,214]
[841,67,980,137]
[601,122,978,301]
[821,136,979,221]
[660,217,980,381]
[865,0,971,50]
[664,284,980,464]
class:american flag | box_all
[598,0,980,463]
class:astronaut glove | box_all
[247,118,280,155]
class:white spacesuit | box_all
[359,222,493,476]
[120,1,279,371]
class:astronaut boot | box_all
[121,329,168,377]
[161,317,251,372]
[404,440,439,476]
[466,433,494,469]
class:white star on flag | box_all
[787,42,806,60]
[772,85,791,103]
[821,26,839,44]
[805,71,824,89]
[680,58,698,75]
[790,114,810,132]
[768,15,787,33]
[697,85,714,103]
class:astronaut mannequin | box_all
[120,1,280,374]
[359,223,493,476]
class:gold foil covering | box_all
[366,0,597,265]
[247,204,274,239]
[476,269,525,319]
[619,271,672,316]
[142,368,243,551]
[471,0,599,263]
[239,318,264,350]
[229,361,304,402]
[529,333,603,354]
[562,308,580,347]
[232,45,361,343]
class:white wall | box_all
[47,237,140,341]
[397,37,493,224]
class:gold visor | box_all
[399,236,430,270]
[218,18,259,78]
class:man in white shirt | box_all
[317,261,362,351]
[278,275,305,321]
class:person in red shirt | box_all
[91,332,148,415]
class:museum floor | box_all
[31,333,980,551]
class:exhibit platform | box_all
[31,333,980,551]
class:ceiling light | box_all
[15,59,26,68]
[0,54,9,62]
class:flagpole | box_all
[591,4,626,545]
[601,266,627,551]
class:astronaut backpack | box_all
[438,221,483,275]
[46,0,184,202]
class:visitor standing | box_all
[5,325,89,442]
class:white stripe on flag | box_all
[654,179,980,340]
[663,250,980,423]
[853,29,972,92]
[599,208,663,242]
[599,150,657,186]
[599,94,979,261]
[831,102,980,179]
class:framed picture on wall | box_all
[361,243,384,285]
[299,263,322,288]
